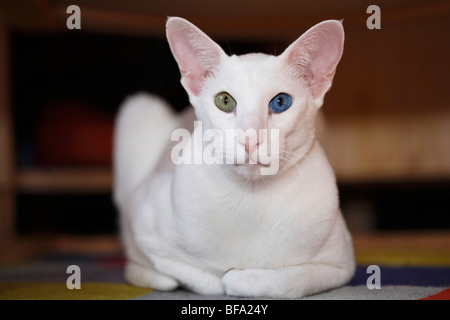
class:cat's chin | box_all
[232,163,273,181]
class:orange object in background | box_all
[34,103,114,166]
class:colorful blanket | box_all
[1,249,449,300]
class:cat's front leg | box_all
[132,206,225,295]
[222,262,354,298]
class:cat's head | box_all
[167,17,344,180]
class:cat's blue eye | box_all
[269,93,292,113]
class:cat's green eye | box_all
[215,92,236,112]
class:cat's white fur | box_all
[113,17,355,298]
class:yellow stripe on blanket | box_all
[0,282,152,300]
[356,248,450,267]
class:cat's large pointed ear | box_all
[281,20,344,107]
[166,17,225,97]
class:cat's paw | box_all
[186,273,226,296]
[222,268,268,297]
[125,261,179,291]
[149,254,225,296]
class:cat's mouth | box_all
[234,162,270,168]
[232,161,278,180]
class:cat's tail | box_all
[113,93,176,211]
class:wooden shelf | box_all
[15,167,112,193]
[1,0,449,243]
[2,0,449,40]
[353,231,450,266]
[0,234,121,267]
[1,231,449,268]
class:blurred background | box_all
[0,0,449,264]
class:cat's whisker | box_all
[277,152,303,176]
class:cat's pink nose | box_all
[244,136,259,155]
[237,129,263,156]
[237,114,264,156]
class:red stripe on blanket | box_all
[421,288,450,300]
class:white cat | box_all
[113,17,355,298]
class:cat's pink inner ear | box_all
[166,17,224,96]
[282,20,344,102]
